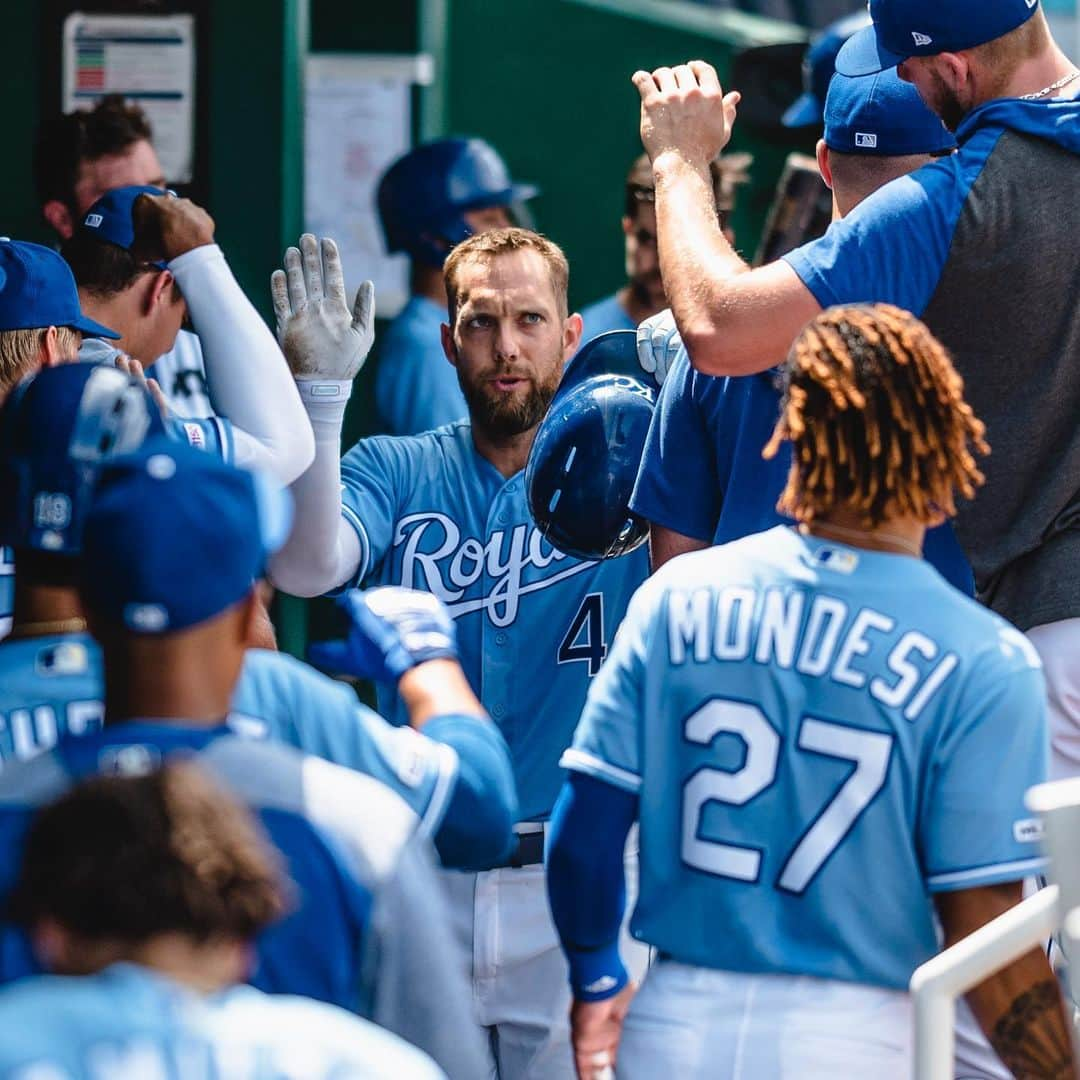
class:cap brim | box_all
[509,183,539,203]
[782,93,823,128]
[834,27,907,77]
[72,314,121,340]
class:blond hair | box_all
[444,227,569,324]
[0,326,81,397]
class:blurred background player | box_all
[0,238,120,639]
[548,304,1072,1080]
[0,762,446,1079]
[63,185,313,485]
[34,95,211,417]
[0,438,489,1076]
[0,363,516,879]
[630,69,970,587]
[375,137,538,434]
[577,152,751,347]
[270,228,649,1078]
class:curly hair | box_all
[763,303,988,527]
[8,761,289,943]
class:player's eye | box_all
[521,312,543,325]
[466,314,493,330]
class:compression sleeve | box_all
[268,390,362,597]
[546,772,638,1001]
[168,244,314,484]
[421,713,517,871]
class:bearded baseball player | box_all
[548,304,1072,1080]
[270,227,650,1078]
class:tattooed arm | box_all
[936,883,1076,1079]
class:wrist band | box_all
[296,379,353,404]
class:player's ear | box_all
[42,200,75,241]
[621,214,634,238]
[30,918,76,973]
[562,312,583,360]
[441,322,458,368]
[245,583,279,651]
[145,269,176,314]
[816,140,833,191]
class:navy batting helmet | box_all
[0,363,161,555]
[526,331,658,562]
[377,138,539,268]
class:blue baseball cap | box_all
[0,364,163,556]
[80,185,171,268]
[825,69,956,155]
[783,10,873,128]
[836,0,1041,77]
[0,241,119,339]
[80,440,293,634]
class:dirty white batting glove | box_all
[636,308,682,388]
[270,234,375,394]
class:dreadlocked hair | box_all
[762,303,988,528]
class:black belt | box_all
[497,825,546,869]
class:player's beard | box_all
[924,71,968,133]
[459,361,562,440]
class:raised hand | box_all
[270,234,375,380]
[631,60,740,168]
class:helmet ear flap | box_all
[525,374,655,562]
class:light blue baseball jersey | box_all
[0,635,457,834]
[0,548,13,640]
[0,963,445,1079]
[565,526,1049,990]
[578,292,635,350]
[339,420,650,820]
[375,296,467,435]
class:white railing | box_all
[911,777,1080,1079]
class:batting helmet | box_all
[0,363,161,555]
[526,331,658,562]
[377,138,539,268]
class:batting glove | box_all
[270,234,375,381]
[635,308,682,387]
[308,586,459,683]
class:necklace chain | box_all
[1019,69,1080,100]
[803,523,923,559]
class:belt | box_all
[497,822,546,869]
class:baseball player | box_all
[35,95,212,417]
[66,185,313,483]
[375,138,537,435]
[0,362,517,878]
[632,69,972,589]
[0,437,500,1075]
[270,228,650,1078]
[631,1,1080,781]
[0,762,445,1079]
[548,304,1072,1079]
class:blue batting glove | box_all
[308,586,458,683]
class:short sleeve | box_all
[339,437,405,586]
[561,578,660,792]
[782,168,959,316]
[629,351,723,542]
[920,635,1049,891]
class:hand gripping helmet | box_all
[377,137,539,268]
[0,363,161,556]
[526,331,659,562]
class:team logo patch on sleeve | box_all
[183,422,207,450]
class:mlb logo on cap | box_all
[84,213,104,229]
[855,132,879,148]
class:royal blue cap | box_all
[81,440,293,634]
[0,241,119,338]
[783,10,873,128]
[80,185,171,268]
[0,364,163,556]
[824,69,956,155]
[836,0,1040,77]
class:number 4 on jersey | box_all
[558,593,607,676]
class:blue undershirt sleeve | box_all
[421,713,518,872]
[546,771,638,1001]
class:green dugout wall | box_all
[0,0,809,658]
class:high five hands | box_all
[631,60,741,169]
